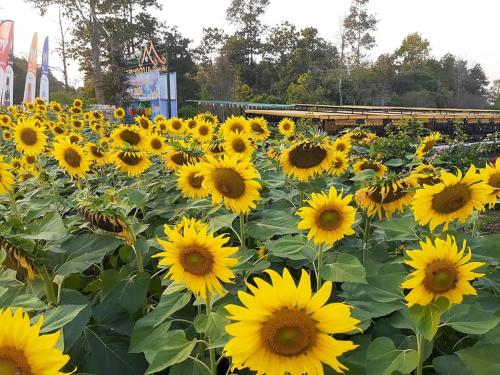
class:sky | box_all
[2,0,500,87]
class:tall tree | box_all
[343,0,377,67]
[394,32,431,69]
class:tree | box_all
[343,0,377,67]
[394,32,431,69]
[489,80,500,109]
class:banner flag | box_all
[0,20,14,107]
[23,32,38,104]
[39,36,49,103]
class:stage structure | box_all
[0,20,14,107]
[124,41,177,121]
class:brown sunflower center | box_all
[488,173,500,189]
[90,145,104,158]
[431,183,471,214]
[189,173,204,188]
[213,168,245,198]
[198,125,209,136]
[64,148,82,168]
[359,162,380,173]
[180,246,214,276]
[171,152,189,166]
[188,120,197,129]
[69,135,80,143]
[282,123,291,131]
[20,128,37,146]
[424,260,457,293]
[120,129,141,145]
[232,138,246,153]
[421,140,436,154]
[332,157,344,169]
[118,152,142,166]
[210,144,224,154]
[0,347,33,375]
[116,109,124,116]
[288,143,327,169]
[54,126,64,134]
[318,209,342,230]
[336,143,346,152]
[139,119,149,129]
[251,123,264,134]
[151,138,162,150]
[230,123,244,133]
[172,121,182,130]
[370,182,409,204]
[25,155,36,164]
[261,308,317,357]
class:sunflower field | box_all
[0,98,499,375]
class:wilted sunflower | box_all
[411,164,441,187]
[135,115,152,130]
[329,152,349,176]
[278,117,295,136]
[297,186,356,246]
[224,132,254,160]
[479,158,500,208]
[355,177,416,219]
[0,156,15,195]
[220,115,250,136]
[352,158,387,177]
[111,125,148,149]
[13,119,47,156]
[146,133,167,155]
[401,236,485,306]
[114,107,126,119]
[224,268,360,375]
[164,147,199,171]
[202,156,261,213]
[53,137,90,178]
[192,120,214,142]
[113,150,151,177]
[416,132,441,159]
[154,218,238,299]
[203,141,225,158]
[0,308,71,374]
[87,142,108,166]
[166,117,185,134]
[248,117,270,141]
[332,137,352,154]
[177,163,210,199]
[280,140,334,181]
[412,165,492,230]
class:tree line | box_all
[19,0,500,110]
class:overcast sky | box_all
[2,0,500,86]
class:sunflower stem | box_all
[239,213,246,250]
[205,294,217,375]
[416,332,425,375]
[316,244,325,291]
[362,214,372,265]
[131,243,144,273]
[41,266,57,305]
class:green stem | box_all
[239,213,246,250]
[471,215,478,237]
[205,294,217,375]
[416,333,425,375]
[41,266,57,305]
[131,244,144,273]
[316,244,325,291]
[362,214,372,265]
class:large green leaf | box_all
[193,310,230,347]
[54,234,122,277]
[267,234,316,261]
[366,337,419,375]
[0,285,45,311]
[25,211,67,240]
[442,303,500,335]
[456,343,500,375]
[433,355,473,375]
[246,210,300,241]
[208,213,238,232]
[372,215,419,241]
[101,270,151,315]
[40,304,87,333]
[321,253,367,284]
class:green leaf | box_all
[54,234,122,277]
[372,216,419,241]
[25,211,67,240]
[456,343,500,375]
[246,210,300,241]
[408,298,450,340]
[208,213,238,232]
[366,337,419,375]
[0,286,45,311]
[193,311,230,346]
[321,253,367,284]
[433,355,472,375]
[350,169,376,181]
[267,234,316,261]
[40,304,87,333]
[365,267,405,303]
[145,330,197,374]
[442,303,500,335]
[385,158,405,167]
[101,271,151,315]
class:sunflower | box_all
[401,236,485,306]
[0,308,71,374]
[346,131,377,145]
[72,98,83,108]
[111,125,148,149]
[278,118,295,136]
[224,268,360,374]
[67,132,83,144]
[192,120,214,142]
[197,112,218,125]
[177,163,210,199]
[355,177,416,219]
[0,156,15,195]
[411,164,441,187]
[416,132,441,159]
[0,114,12,128]
[164,147,199,171]
[156,120,168,133]
[280,140,335,181]
[49,101,62,112]
[203,141,225,158]
[266,147,279,160]
[166,117,185,134]
[297,186,356,246]
[224,132,254,160]
[21,154,38,172]
[153,218,238,299]
[329,152,349,176]
[70,118,85,131]
[144,133,166,155]
[13,119,47,156]
[185,118,198,131]
[10,157,22,171]
[114,107,126,119]
[220,116,250,136]
[479,158,500,208]
[113,150,151,177]
[412,165,492,230]
[352,158,387,177]
[202,156,261,213]
[135,115,152,131]
[52,137,90,178]
[248,117,270,141]
[87,142,108,166]
[2,130,12,141]
[332,137,352,154]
